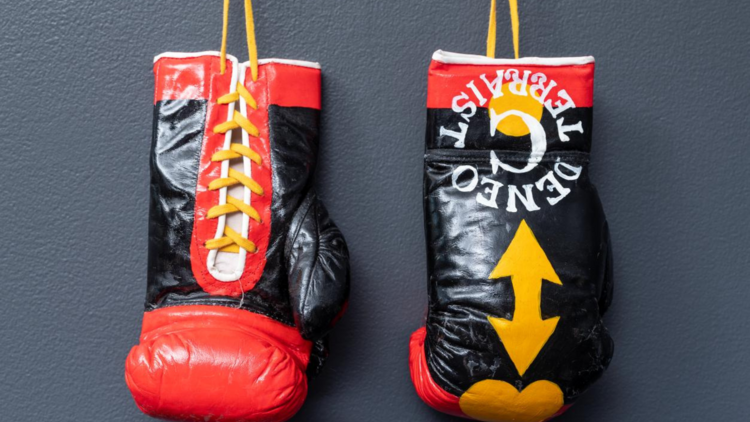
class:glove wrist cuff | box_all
[427,49,594,153]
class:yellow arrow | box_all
[488,220,562,377]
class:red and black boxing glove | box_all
[409,49,613,422]
[124,28,349,422]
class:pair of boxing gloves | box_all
[125,46,613,422]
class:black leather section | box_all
[145,101,336,328]
[427,106,592,152]
[146,99,206,306]
[422,148,613,404]
[146,99,252,310]
[598,222,614,316]
[306,337,330,378]
[232,105,321,324]
[286,189,350,341]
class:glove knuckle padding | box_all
[410,52,614,422]
[125,307,310,422]
[286,189,350,341]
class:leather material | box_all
[146,98,206,307]
[127,53,349,422]
[126,306,311,422]
[410,55,613,421]
[286,189,350,341]
[410,328,574,421]
[409,327,466,418]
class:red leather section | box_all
[154,55,321,108]
[189,59,273,297]
[154,54,231,103]
[409,327,469,419]
[264,63,321,110]
[427,60,594,109]
[185,56,243,297]
[125,305,312,422]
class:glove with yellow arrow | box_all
[408,3,613,421]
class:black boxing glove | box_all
[409,50,613,422]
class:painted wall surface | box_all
[0,1,748,420]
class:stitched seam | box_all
[425,151,589,164]
[191,58,218,288]
[147,301,295,326]
[288,194,314,253]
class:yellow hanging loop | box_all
[487,0,520,59]
[487,0,497,58]
[244,0,258,81]
[221,0,230,74]
[509,0,519,59]
[219,0,259,80]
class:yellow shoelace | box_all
[221,0,258,81]
[487,0,520,59]
[205,84,263,254]
[206,0,262,254]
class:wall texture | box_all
[1,0,748,421]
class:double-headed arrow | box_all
[488,220,562,377]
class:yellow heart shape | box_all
[459,380,564,422]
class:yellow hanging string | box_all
[244,0,258,81]
[509,0,519,59]
[487,0,520,59]
[221,0,230,74]
[219,0,259,81]
[486,0,497,58]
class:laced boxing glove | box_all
[408,47,613,422]
[125,4,349,421]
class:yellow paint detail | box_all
[488,85,544,137]
[488,220,561,377]
[459,380,563,422]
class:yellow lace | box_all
[220,0,258,81]
[208,0,262,254]
[487,0,520,59]
[205,84,263,254]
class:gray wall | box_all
[1,0,748,421]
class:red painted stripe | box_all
[427,60,594,109]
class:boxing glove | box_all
[408,50,614,422]
[124,50,349,422]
